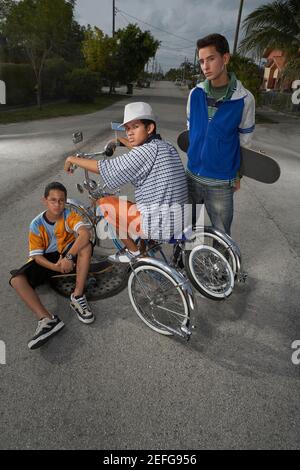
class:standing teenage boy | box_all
[187,33,255,235]
[10,182,94,350]
[64,102,188,262]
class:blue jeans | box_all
[187,174,234,235]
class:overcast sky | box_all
[75,0,269,72]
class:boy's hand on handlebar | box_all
[64,156,76,174]
[104,140,118,156]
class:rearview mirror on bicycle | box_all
[72,131,83,144]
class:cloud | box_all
[75,0,269,71]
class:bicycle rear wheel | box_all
[128,263,190,337]
[188,227,237,274]
[185,245,234,300]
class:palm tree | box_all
[239,0,300,82]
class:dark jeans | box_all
[187,174,234,236]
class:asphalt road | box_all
[0,81,299,450]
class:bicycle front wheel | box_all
[128,264,190,337]
[185,245,234,300]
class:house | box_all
[261,49,288,90]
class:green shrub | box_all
[66,68,99,102]
[42,58,72,100]
[228,54,262,102]
[0,63,35,105]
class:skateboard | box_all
[49,259,129,301]
[177,130,281,184]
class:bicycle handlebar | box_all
[70,141,120,199]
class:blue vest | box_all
[188,87,245,180]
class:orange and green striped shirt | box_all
[29,208,89,258]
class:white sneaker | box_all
[28,316,65,350]
[70,294,95,324]
[108,250,140,264]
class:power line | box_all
[159,42,195,52]
[117,12,194,52]
[115,7,194,44]
[117,13,129,28]
[117,11,131,27]
[112,10,193,62]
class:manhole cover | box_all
[49,261,129,300]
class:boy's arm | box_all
[64,136,133,174]
[58,227,91,273]
[238,91,255,148]
[64,227,91,258]
[34,228,91,274]
[64,156,99,174]
[186,89,193,130]
[235,91,256,191]
[117,136,133,149]
[33,255,63,272]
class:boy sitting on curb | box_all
[10,182,94,350]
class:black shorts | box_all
[9,252,74,289]
[9,242,93,289]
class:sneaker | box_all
[28,316,65,350]
[70,293,95,324]
[108,249,140,264]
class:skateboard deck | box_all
[177,130,281,184]
[50,260,112,278]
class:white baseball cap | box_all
[120,102,156,127]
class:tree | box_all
[60,21,87,66]
[115,24,160,92]
[180,60,194,81]
[164,68,180,81]
[0,0,15,62]
[239,0,300,83]
[83,24,160,94]
[0,0,15,26]
[228,54,262,101]
[82,26,119,92]
[4,0,75,107]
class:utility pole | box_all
[194,48,198,75]
[182,57,187,82]
[152,57,155,81]
[233,0,244,55]
[112,0,116,37]
[111,0,116,93]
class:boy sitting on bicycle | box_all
[9,182,94,350]
[64,102,189,262]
